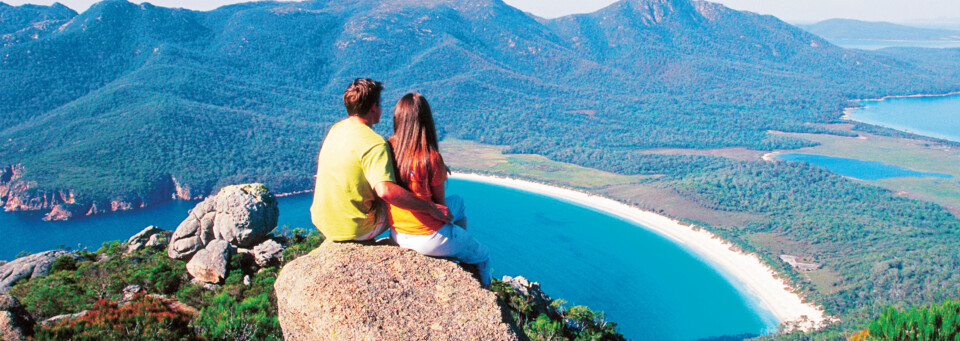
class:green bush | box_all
[9,269,94,320]
[50,255,78,273]
[866,300,960,341]
[194,292,282,341]
[491,279,625,341]
[146,261,183,295]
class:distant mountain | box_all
[903,17,960,31]
[1,0,960,218]
[802,18,960,41]
[0,1,77,46]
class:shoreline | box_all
[847,90,960,104]
[841,92,960,144]
[450,172,829,332]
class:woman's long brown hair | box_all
[389,93,448,189]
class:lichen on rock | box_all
[275,241,518,341]
[0,250,78,293]
[168,183,279,261]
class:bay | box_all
[0,178,776,340]
[846,93,960,142]
[775,154,952,180]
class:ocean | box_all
[0,178,776,340]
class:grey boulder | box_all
[186,240,233,284]
[0,294,34,341]
[168,183,278,260]
[253,239,283,267]
[0,250,76,293]
[126,226,169,253]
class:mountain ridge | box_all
[2,0,960,219]
[802,18,960,41]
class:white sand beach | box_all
[451,172,829,332]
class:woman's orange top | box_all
[389,164,447,235]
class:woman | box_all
[387,93,491,287]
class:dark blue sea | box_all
[775,154,953,180]
[0,178,777,340]
[847,93,960,142]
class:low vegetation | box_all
[9,227,621,340]
[491,280,625,341]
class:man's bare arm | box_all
[374,181,452,223]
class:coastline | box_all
[847,90,960,103]
[841,92,960,144]
[450,172,829,332]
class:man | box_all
[310,78,451,241]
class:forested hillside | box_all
[2,0,960,212]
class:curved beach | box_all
[451,172,828,332]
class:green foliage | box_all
[3,0,960,215]
[491,279,625,341]
[280,227,324,264]
[10,240,187,320]
[675,160,960,316]
[34,294,200,341]
[146,261,183,295]
[194,292,281,341]
[866,300,960,341]
[526,314,565,341]
[8,265,94,320]
[50,255,77,273]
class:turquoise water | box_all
[0,179,776,340]
[775,154,953,180]
[847,94,960,142]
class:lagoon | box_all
[0,178,776,340]
[846,93,960,142]
[775,154,953,180]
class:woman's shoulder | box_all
[429,156,448,186]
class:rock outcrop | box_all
[0,250,77,293]
[126,226,170,253]
[0,164,171,220]
[275,241,518,341]
[185,240,232,284]
[168,183,278,261]
[0,164,83,221]
[0,294,34,341]
[252,239,283,267]
[167,183,281,284]
[502,275,558,319]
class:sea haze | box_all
[0,179,777,340]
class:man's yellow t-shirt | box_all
[310,118,395,241]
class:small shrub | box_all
[866,299,960,341]
[50,255,77,273]
[34,294,200,340]
[194,292,281,341]
[147,261,183,295]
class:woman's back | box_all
[388,153,447,234]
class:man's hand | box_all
[430,203,453,223]
[374,181,452,223]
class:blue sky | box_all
[5,0,960,23]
